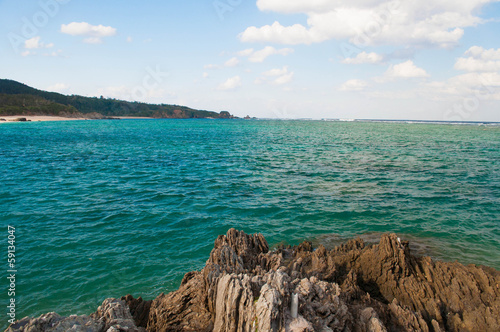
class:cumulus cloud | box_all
[339,79,369,91]
[235,46,294,63]
[256,0,339,14]
[240,21,317,45]
[274,73,294,85]
[422,72,500,101]
[454,46,500,72]
[241,0,491,47]
[61,22,117,43]
[217,76,242,90]
[256,66,294,85]
[224,57,240,67]
[237,48,255,57]
[25,36,54,49]
[382,60,429,80]
[263,67,289,77]
[342,51,384,64]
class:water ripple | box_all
[0,120,498,323]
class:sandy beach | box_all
[0,116,88,123]
[0,116,153,123]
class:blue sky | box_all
[1,0,500,121]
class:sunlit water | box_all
[0,119,498,325]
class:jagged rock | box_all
[255,281,284,331]
[146,271,212,331]
[213,274,255,332]
[7,229,500,332]
[388,299,429,332]
[6,299,145,332]
[120,295,152,328]
[359,308,387,332]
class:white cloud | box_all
[383,60,429,80]
[217,76,242,90]
[256,66,294,85]
[263,66,289,77]
[61,22,117,43]
[256,0,339,14]
[241,0,491,47]
[339,79,369,91]
[225,57,240,67]
[203,72,209,78]
[237,48,254,57]
[24,38,39,49]
[47,83,69,93]
[24,36,53,49]
[342,51,384,64]
[421,72,500,101]
[246,46,294,63]
[127,36,133,43]
[274,72,294,85]
[204,57,241,70]
[454,46,500,72]
[464,46,500,60]
[240,21,317,45]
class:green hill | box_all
[0,79,234,119]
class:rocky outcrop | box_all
[6,298,146,332]
[7,229,500,331]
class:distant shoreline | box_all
[1,116,498,125]
[0,115,153,123]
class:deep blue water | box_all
[0,119,499,325]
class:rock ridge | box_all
[6,229,500,332]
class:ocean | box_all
[0,119,499,325]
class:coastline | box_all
[0,116,88,122]
[7,229,500,332]
[0,116,154,123]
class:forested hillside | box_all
[0,79,233,119]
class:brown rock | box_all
[6,298,145,332]
[7,230,500,332]
[120,295,152,328]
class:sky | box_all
[1,0,500,121]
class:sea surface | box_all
[0,119,499,325]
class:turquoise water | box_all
[0,119,499,325]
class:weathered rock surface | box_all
[6,298,146,332]
[7,229,500,331]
